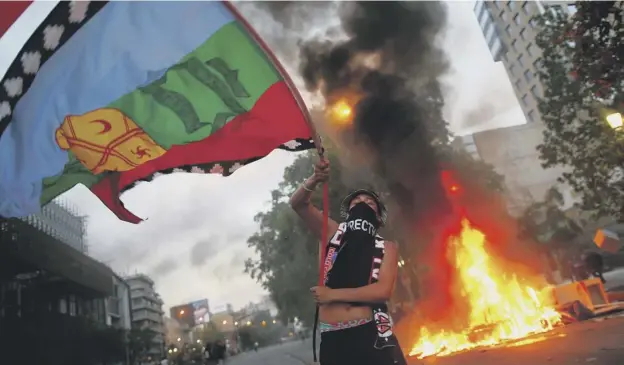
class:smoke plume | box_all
[296,1,451,222]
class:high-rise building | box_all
[453,125,575,216]
[473,1,579,125]
[126,274,166,358]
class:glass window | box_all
[513,13,521,25]
[518,54,525,68]
[529,17,538,28]
[524,69,533,82]
[531,85,539,98]
[528,110,536,123]
[522,1,530,15]
[519,28,526,40]
[521,94,530,106]
[59,298,68,314]
[526,43,534,57]
[533,57,543,69]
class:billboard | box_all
[191,299,210,325]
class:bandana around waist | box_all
[319,318,372,333]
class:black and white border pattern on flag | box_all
[0,1,108,136]
[120,138,316,193]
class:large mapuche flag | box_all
[0,1,316,223]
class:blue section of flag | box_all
[0,1,235,217]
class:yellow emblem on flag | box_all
[55,108,166,174]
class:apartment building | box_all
[126,274,166,358]
[473,1,580,125]
[454,124,575,216]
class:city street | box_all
[226,341,312,365]
[227,313,624,365]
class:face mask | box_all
[346,201,381,232]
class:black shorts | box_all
[320,321,407,365]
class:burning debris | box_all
[409,218,562,358]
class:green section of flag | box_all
[40,153,103,205]
[109,21,282,149]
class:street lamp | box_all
[607,112,623,130]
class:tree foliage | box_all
[127,327,156,364]
[534,2,624,219]
[518,187,584,248]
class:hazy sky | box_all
[1,1,526,312]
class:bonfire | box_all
[409,219,562,359]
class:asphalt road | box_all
[225,312,624,365]
[226,340,312,365]
[604,267,624,291]
[416,313,624,365]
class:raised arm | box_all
[289,158,339,239]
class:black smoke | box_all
[261,1,453,222]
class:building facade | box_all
[106,274,132,330]
[468,1,585,214]
[453,124,575,216]
[126,274,166,358]
[20,200,87,252]
[0,203,121,365]
[473,1,579,125]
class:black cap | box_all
[340,189,387,225]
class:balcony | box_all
[133,310,163,324]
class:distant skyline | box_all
[1,1,526,311]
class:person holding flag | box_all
[290,159,407,365]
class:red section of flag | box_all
[0,1,32,39]
[91,80,313,223]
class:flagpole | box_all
[223,3,327,362]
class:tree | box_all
[534,2,624,219]
[518,187,584,247]
[245,150,350,327]
[127,328,156,364]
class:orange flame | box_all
[328,99,353,125]
[409,219,561,359]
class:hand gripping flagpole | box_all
[222,2,328,362]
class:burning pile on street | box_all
[409,217,562,359]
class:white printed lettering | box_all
[330,223,347,246]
